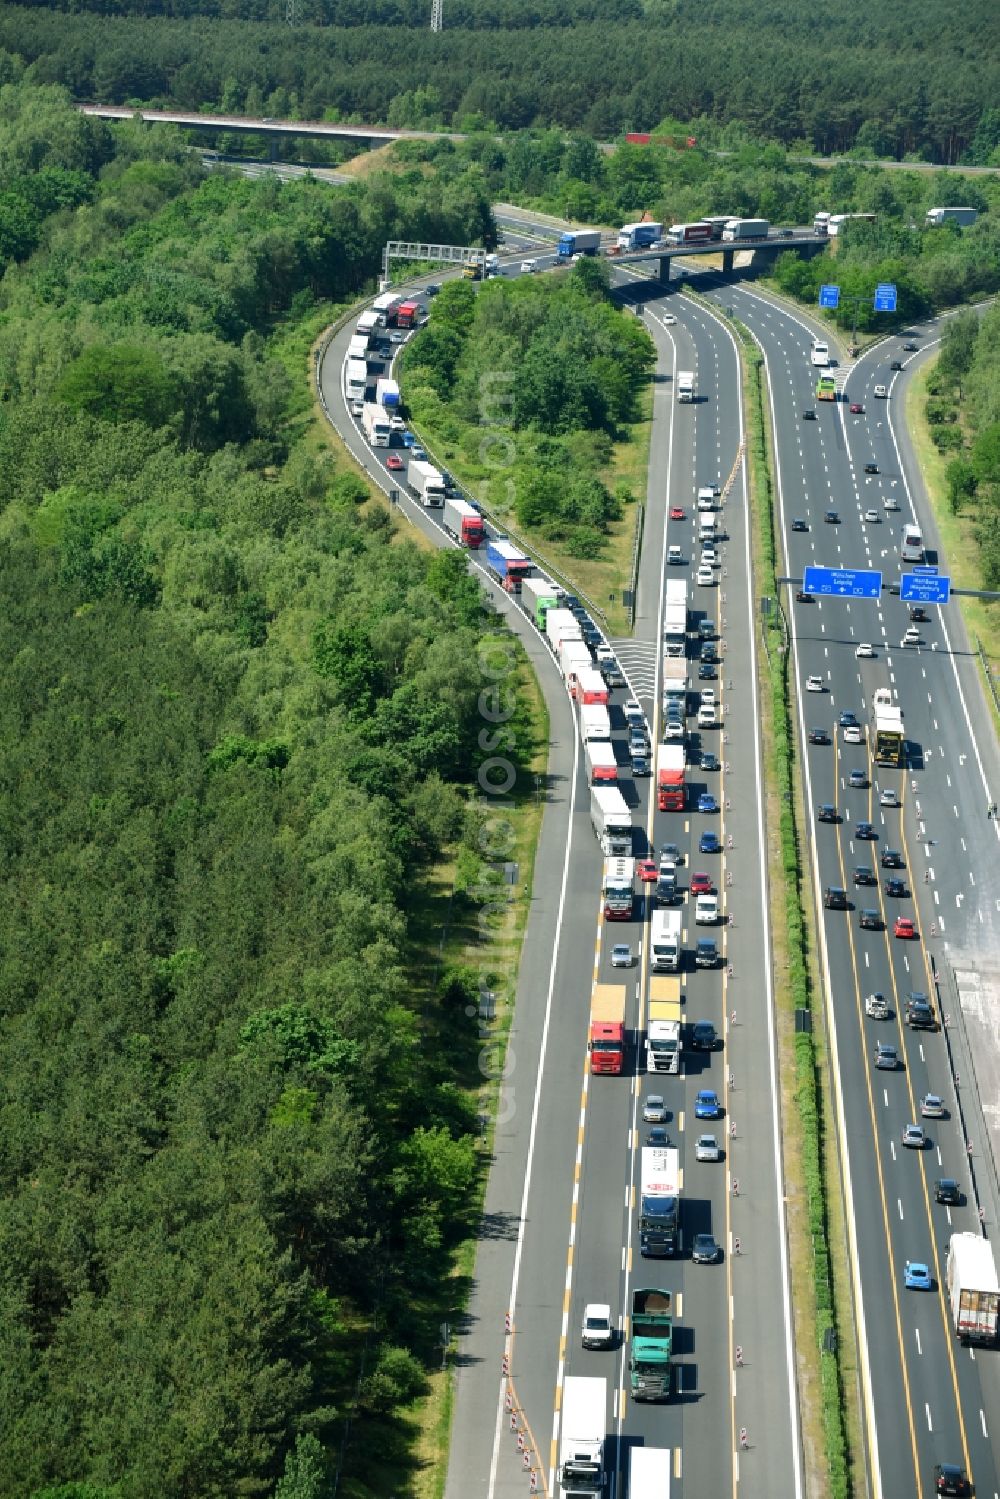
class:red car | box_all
[386,453,404,471]
[670,506,686,521]
[894,916,917,940]
[637,859,658,883]
[849,402,864,414]
[689,872,714,896]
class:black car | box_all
[817,804,839,823]
[839,710,859,728]
[934,1463,969,1496]
[647,1125,670,1147]
[700,643,718,663]
[425,283,441,297]
[905,993,935,1028]
[631,754,651,777]
[796,590,814,602]
[854,866,877,886]
[791,518,808,532]
[885,877,907,897]
[802,409,816,420]
[701,751,720,772]
[902,342,917,352]
[881,848,904,868]
[698,619,715,640]
[890,359,903,371]
[909,605,928,622]
[859,908,881,930]
[698,663,717,680]
[824,886,848,909]
[824,509,839,523]
[692,1232,721,1264]
[864,462,879,474]
[856,821,876,839]
[808,727,829,745]
[690,1020,718,1050]
[934,1178,961,1206]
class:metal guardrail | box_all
[976,636,1000,718]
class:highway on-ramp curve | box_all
[692,273,1000,1499]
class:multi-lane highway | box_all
[687,275,1000,1497]
[318,242,999,1499]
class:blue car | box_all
[401,431,416,448]
[699,830,720,854]
[904,1261,932,1291]
[697,793,718,814]
[695,1089,721,1120]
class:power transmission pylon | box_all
[430,0,442,31]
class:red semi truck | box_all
[589,983,626,1075]
[657,744,686,811]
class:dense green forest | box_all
[402,260,653,556]
[0,84,530,1498]
[2,0,1000,160]
[930,307,1000,586]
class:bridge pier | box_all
[657,255,671,284]
[722,249,734,275]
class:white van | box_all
[811,341,830,367]
[697,487,717,511]
[695,893,719,924]
[699,515,717,542]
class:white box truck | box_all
[638,1147,681,1257]
[721,217,769,241]
[375,376,400,409]
[581,703,611,742]
[629,1446,671,1499]
[348,333,370,363]
[362,402,391,448]
[590,786,631,857]
[926,206,978,228]
[407,459,446,508]
[677,371,694,403]
[650,909,683,972]
[558,1376,606,1498]
[546,607,583,653]
[946,1233,999,1345]
[663,579,687,651]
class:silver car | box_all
[695,1133,721,1162]
[642,1094,667,1123]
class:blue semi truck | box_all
[557,229,603,258]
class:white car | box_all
[663,313,677,325]
[663,718,685,740]
[883,495,900,510]
[879,788,897,807]
[856,642,875,658]
[863,509,880,523]
[668,545,684,565]
[581,1303,614,1349]
[843,724,863,743]
[350,400,364,417]
[389,415,405,431]
[700,546,718,568]
[806,675,824,692]
[902,627,921,646]
[874,383,888,398]
[700,688,716,706]
[696,566,715,586]
[695,1133,721,1162]
[623,699,644,727]
[610,943,633,968]
[520,259,537,273]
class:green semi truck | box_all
[629,1288,673,1401]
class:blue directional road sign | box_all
[804,564,883,599]
[819,284,840,309]
[900,571,951,603]
[874,282,897,312]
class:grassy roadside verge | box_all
[905,360,1000,735]
[304,307,553,1496]
[685,288,854,1496]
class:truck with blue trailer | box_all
[617,222,663,252]
[557,229,603,258]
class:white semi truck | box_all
[590,786,631,858]
[558,1376,607,1498]
[947,1233,999,1345]
[361,402,391,447]
[407,459,446,508]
